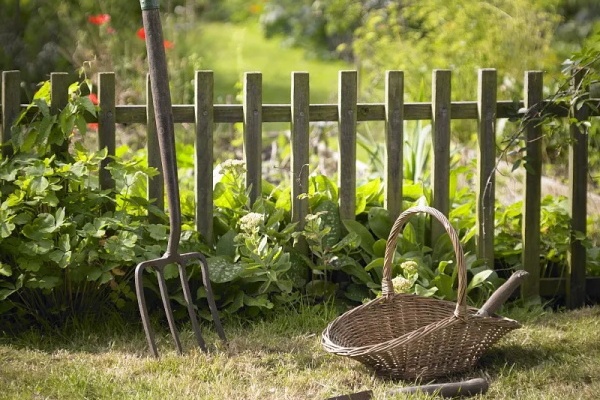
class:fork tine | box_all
[135,261,159,358]
[156,266,183,354]
[177,263,208,352]
[198,256,227,342]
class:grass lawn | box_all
[177,21,352,104]
[1,304,599,399]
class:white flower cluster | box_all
[401,260,418,275]
[391,276,412,294]
[239,212,264,233]
[219,159,246,175]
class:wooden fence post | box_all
[338,70,357,221]
[521,71,543,302]
[431,70,451,241]
[567,69,588,309]
[476,69,497,267]
[1,70,20,157]
[385,70,404,220]
[195,70,214,244]
[147,73,164,220]
[98,72,116,191]
[291,72,310,233]
[243,72,262,204]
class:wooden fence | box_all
[1,68,598,308]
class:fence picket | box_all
[1,70,20,157]
[244,72,262,204]
[476,69,497,267]
[146,73,164,220]
[431,70,451,241]
[567,69,589,308]
[195,71,215,244]
[521,71,544,301]
[291,72,310,230]
[385,71,404,220]
[98,73,116,191]
[338,71,358,220]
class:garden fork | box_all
[135,0,226,357]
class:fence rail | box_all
[1,68,598,308]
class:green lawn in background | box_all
[181,21,351,104]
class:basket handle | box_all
[382,206,467,319]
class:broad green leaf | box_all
[432,273,455,300]
[356,178,382,203]
[0,219,15,238]
[22,214,56,240]
[314,200,341,249]
[29,176,49,195]
[27,276,61,289]
[467,269,495,292]
[163,263,179,280]
[402,183,425,200]
[17,257,42,272]
[365,257,384,272]
[342,219,375,256]
[341,261,373,285]
[147,224,168,241]
[368,207,393,240]
[372,239,387,257]
[0,263,12,277]
[226,291,244,313]
[415,284,438,297]
[21,239,53,255]
[355,194,367,215]
[344,283,370,303]
[207,256,244,283]
[216,230,237,258]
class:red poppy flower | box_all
[137,27,146,40]
[87,123,99,131]
[88,93,99,105]
[88,14,111,25]
[163,40,174,49]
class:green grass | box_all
[1,305,600,399]
[177,21,351,104]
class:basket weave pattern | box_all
[322,206,520,380]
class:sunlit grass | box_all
[176,21,351,104]
[1,305,600,399]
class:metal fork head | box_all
[134,252,226,357]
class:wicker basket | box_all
[322,206,521,381]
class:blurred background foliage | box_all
[1,0,599,101]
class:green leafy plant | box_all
[0,78,170,327]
